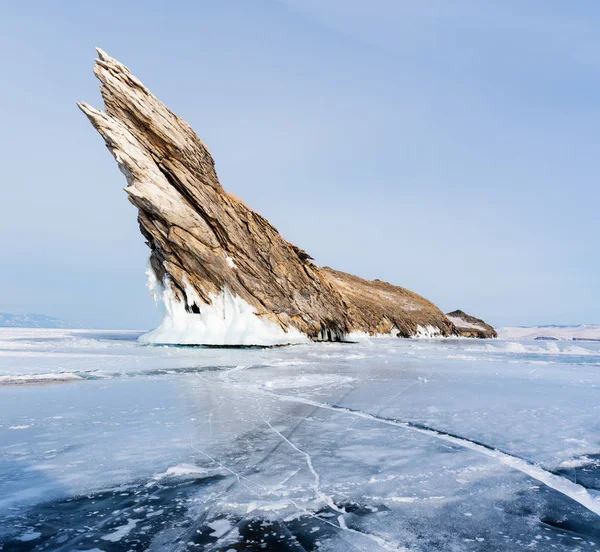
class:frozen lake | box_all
[0,329,599,551]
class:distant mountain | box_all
[0,313,72,328]
[498,325,600,341]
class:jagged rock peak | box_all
[79,49,495,345]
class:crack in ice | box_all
[188,370,402,551]
[253,388,600,518]
[255,402,404,551]
[256,402,334,510]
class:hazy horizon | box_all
[1,1,599,329]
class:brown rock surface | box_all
[446,310,498,339]
[322,268,456,338]
[79,49,495,343]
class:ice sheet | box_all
[1,329,599,550]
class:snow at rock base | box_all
[139,282,309,346]
[140,267,456,346]
[139,285,452,346]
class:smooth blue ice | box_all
[0,329,599,551]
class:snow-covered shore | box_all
[498,324,600,341]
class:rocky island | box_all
[79,49,495,345]
[445,310,497,339]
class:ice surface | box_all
[1,329,600,550]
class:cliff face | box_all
[79,49,494,344]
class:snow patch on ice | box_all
[558,456,593,469]
[482,341,599,356]
[208,519,233,538]
[139,275,308,346]
[498,325,600,341]
[386,496,419,503]
[16,529,40,542]
[152,463,210,480]
[261,374,355,390]
[101,518,140,542]
[266,358,311,367]
[0,372,82,385]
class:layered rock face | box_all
[79,49,495,344]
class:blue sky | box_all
[1,0,598,329]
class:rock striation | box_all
[79,49,495,344]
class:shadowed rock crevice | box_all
[79,48,495,344]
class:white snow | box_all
[16,529,40,542]
[145,265,161,305]
[141,267,451,345]
[139,280,309,346]
[261,374,355,390]
[225,256,237,269]
[208,519,233,538]
[413,325,442,338]
[152,463,210,480]
[0,372,82,384]
[101,518,140,542]
[498,325,600,341]
[446,315,485,331]
[483,341,597,356]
